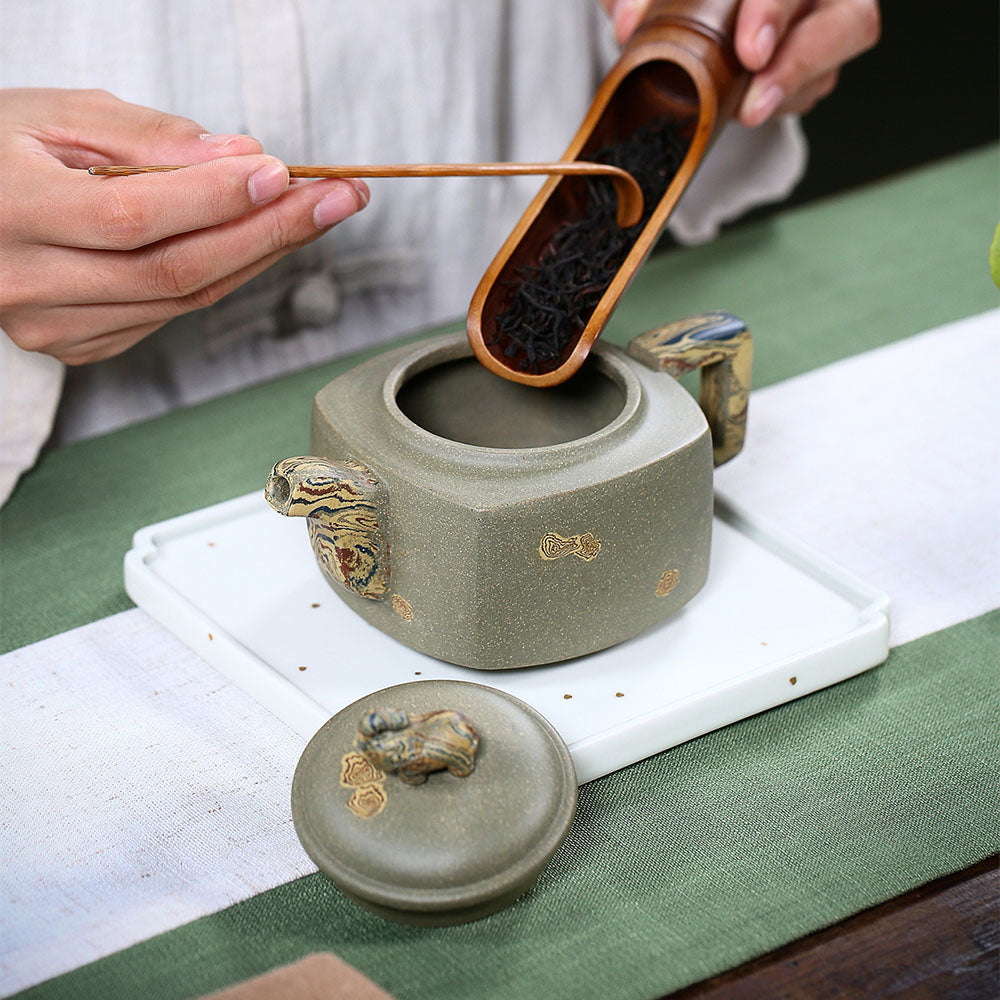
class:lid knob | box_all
[355,707,480,785]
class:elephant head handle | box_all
[265,456,390,600]
[628,312,752,466]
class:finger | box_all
[12,177,366,307]
[781,68,839,113]
[54,322,167,366]
[15,153,294,250]
[603,0,652,44]
[738,0,880,125]
[734,0,810,72]
[13,239,315,363]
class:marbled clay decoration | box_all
[355,708,479,785]
[627,311,752,466]
[265,456,390,599]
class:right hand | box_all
[601,0,880,127]
[0,88,369,365]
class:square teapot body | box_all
[289,333,714,670]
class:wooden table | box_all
[674,857,998,998]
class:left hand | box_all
[600,0,880,127]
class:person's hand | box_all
[600,0,880,126]
[0,88,369,365]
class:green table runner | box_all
[4,147,998,999]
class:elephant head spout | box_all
[265,456,390,600]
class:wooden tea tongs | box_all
[88,161,645,230]
[466,0,750,387]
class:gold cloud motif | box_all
[340,751,385,788]
[539,531,601,562]
[340,751,388,819]
[346,783,387,819]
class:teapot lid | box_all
[291,679,577,925]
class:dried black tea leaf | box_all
[489,117,692,374]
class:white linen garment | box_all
[0,0,805,502]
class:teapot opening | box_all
[266,475,291,506]
[395,355,626,449]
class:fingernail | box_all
[348,179,370,208]
[313,183,365,229]
[200,132,249,148]
[248,161,289,205]
[754,23,776,66]
[749,83,784,125]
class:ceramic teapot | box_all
[265,311,750,670]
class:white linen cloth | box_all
[1,610,310,995]
[2,309,998,995]
[715,308,1000,647]
[0,0,806,502]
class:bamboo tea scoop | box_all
[88,161,645,229]
[467,0,749,387]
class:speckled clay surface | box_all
[291,679,577,925]
[267,331,716,669]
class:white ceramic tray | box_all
[124,492,889,783]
